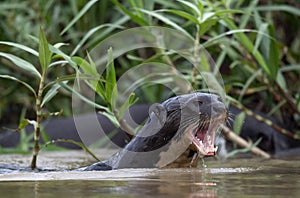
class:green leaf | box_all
[200,72,225,99]
[0,52,41,78]
[72,56,98,78]
[203,29,273,48]
[49,60,69,68]
[233,112,246,135]
[60,0,99,35]
[0,74,36,97]
[43,74,75,90]
[118,93,138,120]
[138,8,192,39]
[239,0,259,29]
[176,0,201,16]
[253,23,268,53]
[276,71,287,90]
[89,15,130,46]
[213,10,244,17]
[199,10,243,36]
[256,5,300,17]
[27,35,39,43]
[128,0,145,18]
[86,52,106,100]
[49,45,77,70]
[157,9,199,24]
[199,18,218,36]
[95,79,106,101]
[71,24,124,56]
[53,42,69,49]
[41,82,66,107]
[17,119,29,131]
[223,18,271,77]
[39,27,52,73]
[105,47,118,110]
[198,51,210,72]
[201,10,242,23]
[102,111,120,128]
[111,0,148,26]
[60,83,109,112]
[60,71,118,126]
[0,41,38,56]
[71,55,107,101]
[238,69,262,101]
[280,64,300,72]
[267,25,279,80]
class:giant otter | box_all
[84,92,227,171]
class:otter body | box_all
[84,93,227,171]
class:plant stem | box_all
[220,124,270,158]
[41,139,99,161]
[30,72,45,169]
[190,27,200,90]
[119,118,134,139]
[114,109,135,139]
[275,81,300,117]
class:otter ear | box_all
[149,103,167,125]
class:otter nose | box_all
[211,102,226,116]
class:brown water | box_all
[0,151,299,198]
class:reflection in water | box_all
[0,158,299,197]
[0,172,219,197]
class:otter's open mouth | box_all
[191,117,224,157]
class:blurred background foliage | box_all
[0,0,299,136]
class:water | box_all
[0,151,299,198]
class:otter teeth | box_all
[207,135,211,143]
[193,134,216,156]
[214,146,218,153]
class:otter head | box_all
[121,92,227,168]
[153,92,227,167]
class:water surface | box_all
[0,151,299,197]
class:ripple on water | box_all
[208,167,255,174]
[0,167,254,181]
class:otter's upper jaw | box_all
[191,116,225,157]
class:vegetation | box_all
[0,0,299,168]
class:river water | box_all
[0,150,299,198]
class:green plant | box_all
[0,28,97,168]
[108,0,300,151]
[0,30,139,168]
[0,0,126,125]
[0,0,299,161]
[65,48,139,134]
